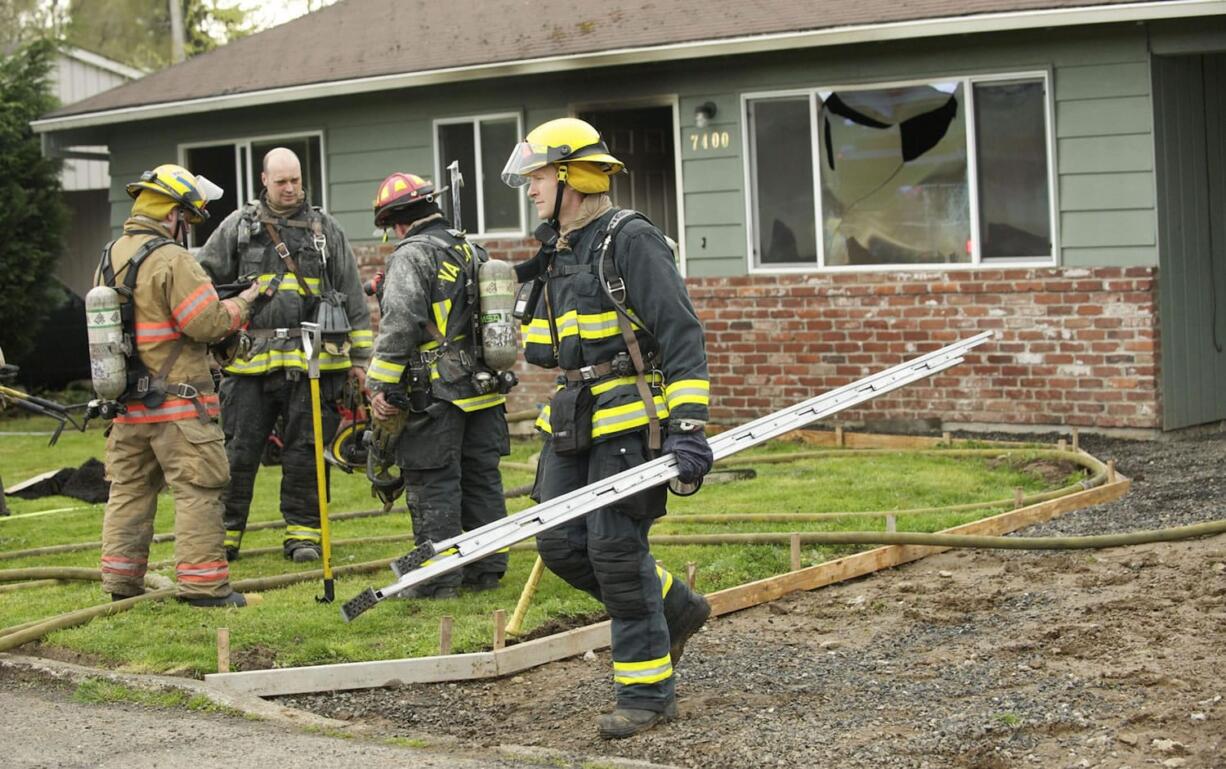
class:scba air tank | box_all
[85,285,128,400]
[477,258,517,371]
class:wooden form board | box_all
[206,621,612,697]
[205,450,1129,698]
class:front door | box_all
[578,106,678,242]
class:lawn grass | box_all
[1,413,1071,677]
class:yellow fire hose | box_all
[4,519,1226,654]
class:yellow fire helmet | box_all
[501,117,624,194]
[125,164,223,224]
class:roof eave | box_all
[31,0,1225,134]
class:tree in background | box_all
[0,0,69,48]
[64,0,250,71]
[0,39,67,362]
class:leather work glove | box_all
[663,424,713,485]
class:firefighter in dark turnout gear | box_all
[366,172,512,598]
[196,148,373,562]
[502,118,714,738]
[97,164,259,607]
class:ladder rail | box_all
[341,331,991,621]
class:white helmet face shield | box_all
[194,175,225,204]
[501,141,553,188]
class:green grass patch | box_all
[73,677,236,714]
[1,413,1082,676]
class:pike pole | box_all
[301,321,335,604]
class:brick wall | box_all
[355,240,1161,432]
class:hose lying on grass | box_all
[3,517,1225,654]
[0,448,1102,563]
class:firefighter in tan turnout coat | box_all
[95,164,259,607]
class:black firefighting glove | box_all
[663,427,713,485]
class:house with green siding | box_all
[33,0,1226,433]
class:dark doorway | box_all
[578,106,678,241]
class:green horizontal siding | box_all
[1061,210,1155,248]
[1056,96,1152,137]
[1058,134,1154,174]
[1060,172,1155,211]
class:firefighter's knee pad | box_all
[537,529,591,586]
[590,541,648,618]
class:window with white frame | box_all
[435,114,523,235]
[745,74,1053,269]
[182,133,324,247]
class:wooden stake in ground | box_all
[493,609,506,650]
[686,562,697,589]
[439,616,453,655]
[790,533,801,571]
[217,627,230,673]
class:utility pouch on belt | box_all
[434,347,473,386]
[550,385,594,456]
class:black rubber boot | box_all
[180,592,248,608]
[669,594,711,666]
[463,573,501,592]
[288,544,321,563]
[597,701,678,739]
[394,585,459,600]
[225,547,240,562]
[111,591,144,602]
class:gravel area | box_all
[282,431,1226,769]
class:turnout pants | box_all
[220,372,342,555]
[535,430,703,713]
[101,419,233,599]
[397,404,510,591]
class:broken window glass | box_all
[818,81,971,267]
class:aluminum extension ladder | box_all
[341,331,992,621]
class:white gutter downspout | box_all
[31,0,1226,134]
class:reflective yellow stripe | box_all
[417,333,466,354]
[224,530,243,549]
[451,392,507,412]
[536,403,552,433]
[590,373,663,396]
[224,347,352,375]
[522,319,553,346]
[422,546,460,567]
[656,564,674,598]
[591,396,669,439]
[432,299,452,336]
[349,329,374,348]
[255,273,321,296]
[285,526,321,543]
[665,379,710,409]
[368,357,406,384]
[613,655,673,686]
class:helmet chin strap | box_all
[534,163,568,247]
[171,209,190,248]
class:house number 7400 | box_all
[690,131,730,151]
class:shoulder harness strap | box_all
[595,209,663,451]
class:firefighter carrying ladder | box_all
[341,331,992,622]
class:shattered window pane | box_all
[748,96,817,265]
[818,82,971,267]
[974,80,1052,259]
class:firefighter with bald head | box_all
[196,147,373,563]
[93,164,259,607]
[365,172,513,598]
[502,118,714,738]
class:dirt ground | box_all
[282,431,1226,769]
